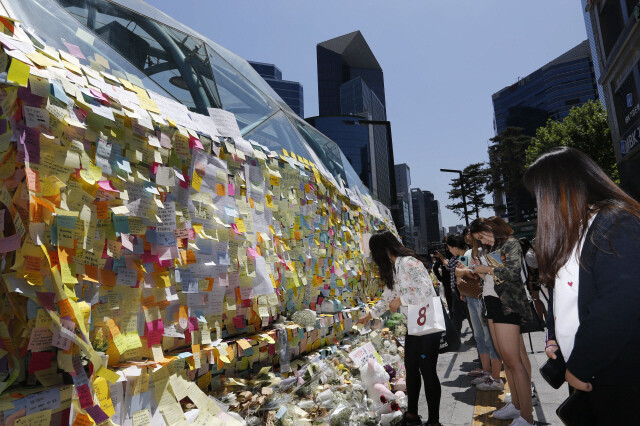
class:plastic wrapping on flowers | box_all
[230,328,407,425]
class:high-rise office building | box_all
[394,164,414,249]
[491,40,599,221]
[492,40,598,136]
[249,61,304,117]
[307,31,396,209]
[584,1,640,200]
[411,188,443,252]
[581,0,606,107]
[423,191,444,243]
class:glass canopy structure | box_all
[5,0,375,203]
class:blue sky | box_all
[150,0,588,228]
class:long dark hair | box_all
[369,230,424,290]
[524,146,640,288]
[469,216,514,253]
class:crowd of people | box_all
[358,147,640,426]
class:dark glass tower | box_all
[308,31,396,209]
[492,40,599,136]
[491,40,598,222]
[248,61,304,117]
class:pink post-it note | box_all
[230,223,241,235]
[97,180,119,192]
[36,292,56,311]
[228,183,235,196]
[63,41,86,60]
[76,384,94,409]
[28,351,55,374]
[233,316,245,329]
[188,317,199,332]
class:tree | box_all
[526,100,618,182]
[446,163,493,221]
[487,127,534,222]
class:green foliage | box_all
[526,100,618,182]
[446,162,493,220]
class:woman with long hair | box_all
[524,147,640,424]
[357,230,442,426]
[469,217,533,426]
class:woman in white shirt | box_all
[524,147,640,425]
[358,230,442,426]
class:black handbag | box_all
[539,348,566,389]
[557,390,595,426]
[520,300,545,333]
[438,302,461,353]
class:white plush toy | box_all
[360,358,405,410]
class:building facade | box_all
[249,61,304,117]
[585,0,640,200]
[581,0,607,107]
[492,40,599,135]
[423,191,444,243]
[411,188,443,253]
[491,40,599,221]
[307,31,396,209]
[394,164,414,249]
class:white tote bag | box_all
[407,297,446,336]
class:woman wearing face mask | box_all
[524,147,640,424]
[357,230,442,426]
[470,217,533,426]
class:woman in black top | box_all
[524,147,640,425]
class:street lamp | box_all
[440,168,470,226]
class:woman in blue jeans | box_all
[446,233,502,390]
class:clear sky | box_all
[149,0,588,228]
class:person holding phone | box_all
[470,217,534,426]
[357,230,442,426]
[524,147,640,424]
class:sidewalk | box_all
[417,321,567,425]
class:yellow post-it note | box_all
[7,59,29,87]
[15,409,52,426]
[132,409,151,426]
[94,377,115,416]
[96,366,120,383]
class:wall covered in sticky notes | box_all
[0,6,399,426]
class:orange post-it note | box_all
[216,183,225,196]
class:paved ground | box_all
[416,321,567,425]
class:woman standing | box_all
[524,147,640,424]
[470,217,533,426]
[357,230,442,426]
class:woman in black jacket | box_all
[524,147,640,425]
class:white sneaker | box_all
[476,377,505,391]
[509,416,534,425]
[492,402,520,420]
[470,372,490,385]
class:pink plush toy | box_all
[360,358,406,410]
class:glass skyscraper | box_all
[492,40,599,135]
[248,61,304,117]
[308,31,396,209]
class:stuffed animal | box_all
[360,358,406,410]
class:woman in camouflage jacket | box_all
[470,217,534,426]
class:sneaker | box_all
[401,413,423,426]
[509,416,534,426]
[492,402,520,420]
[476,377,505,391]
[470,372,491,385]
